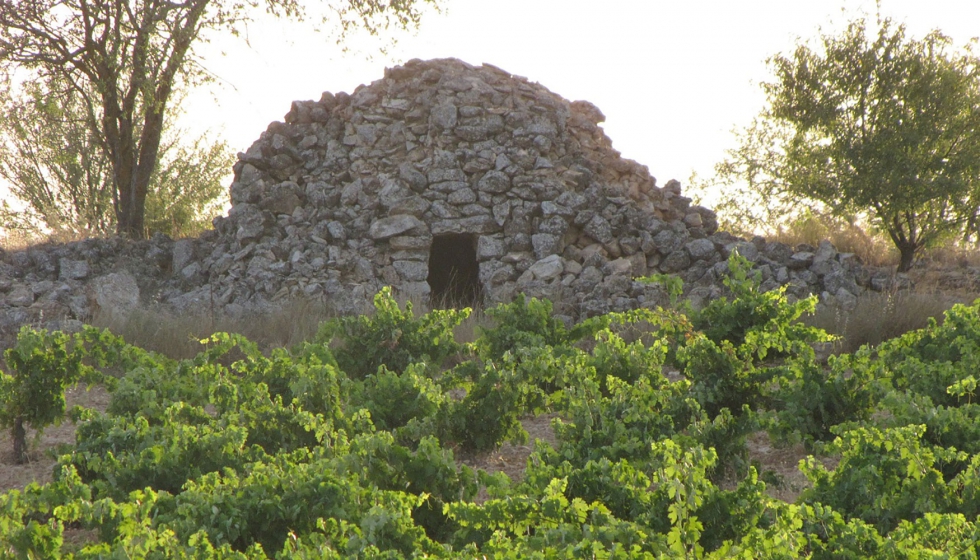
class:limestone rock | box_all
[370,215,425,239]
[90,271,140,317]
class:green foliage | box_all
[6,284,980,557]
[0,326,93,462]
[0,75,232,239]
[347,362,447,434]
[799,424,964,533]
[770,349,883,445]
[476,294,611,361]
[708,16,980,271]
[878,300,980,406]
[316,286,470,379]
[441,353,546,452]
[639,272,686,308]
[692,251,831,358]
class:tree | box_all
[712,17,980,272]
[0,328,87,464]
[0,0,438,239]
[0,75,232,238]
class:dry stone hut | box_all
[204,57,724,318]
[0,58,897,344]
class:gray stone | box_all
[327,221,347,241]
[172,239,196,275]
[660,250,692,273]
[235,209,269,243]
[59,258,90,280]
[604,257,633,276]
[430,103,458,129]
[763,242,794,264]
[835,287,858,311]
[91,271,140,317]
[478,170,511,194]
[448,188,477,205]
[7,284,34,307]
[531,233,562,259]
[653,229,683,255]
[584,215,614,244]
[824,270,861,298]
[390,236,430,251]
[527,254,564,281]
[685,238,716,261]
[577,266,603,291]
[683,212,703,227]
[726,241,759,262]
[370,215,425,239]
[181,262,203,282]
[477,236,506,260]
[389,196,430,217]
[788,252,814,270]
[393,260,429,282]
[430,216,498,235]
[399,164,428,192]
[810,258,841,277]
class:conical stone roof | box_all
[206,57,722,317]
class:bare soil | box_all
[741,431,839,503]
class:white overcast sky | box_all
[181,0,980,193]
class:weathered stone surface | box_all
[172,239,196,274]
[392,260,429,282]
[788,252,815,270]
[477,236,506,260]
[59,258,90,280]
[531,233,562,260]
[604,257,633,276]
[660,250,692,273]
[90,271,140,317]
[370,215,425,239]
[527,254,564,281]
[7,284,34,307]
[478,170,511,194]
[685,238,716,261]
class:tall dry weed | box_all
[804,290,972,354]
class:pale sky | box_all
[182,0,980,197]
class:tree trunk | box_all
[116,178,148,239]
[896,242,917,273]
[12,416,27,464]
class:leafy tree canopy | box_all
[0,74,232,239]
[705,16,980,272]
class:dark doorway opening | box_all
[427,234,482,309]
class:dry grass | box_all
[89,297,342,359]
[88,292,497,360]
[804,288,974,354]
[0,228,100,252]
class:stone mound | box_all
[195,57,723,317]
[0,58,915,343]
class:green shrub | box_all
[315,287,470,379]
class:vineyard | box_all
[3,253,980,558]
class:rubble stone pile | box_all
[0,58,917,343]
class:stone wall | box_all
[0,58,915,345]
